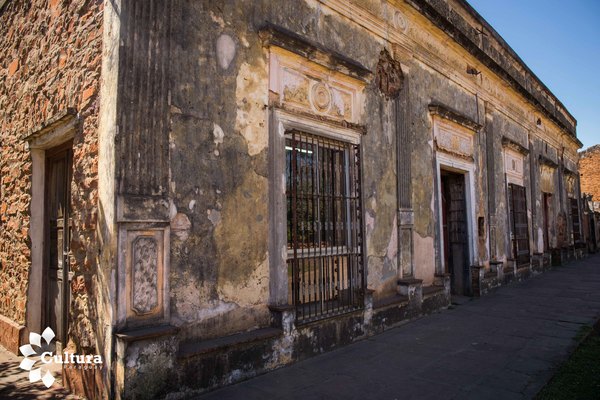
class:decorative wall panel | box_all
[433,117,474,159]
[120,227,169,326]
[504,149,525,186]
[269,47,365,124]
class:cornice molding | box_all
[259,23,372,82]
[502,136,529,155]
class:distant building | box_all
[579,145,600,252]
[0,0,586,398]
[580,144,600,211]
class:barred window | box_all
[570,198,581,243]
[508,183,530,266]
[285,130,364,323]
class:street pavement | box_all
[197,254,600,400]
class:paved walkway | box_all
[0,343,78,399]
[198,254,600,400]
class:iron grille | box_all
[509,183,530,266]
[286,130,364,324]
[570,198,581,243]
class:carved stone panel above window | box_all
[269,47,365,124]
[504,148,525,186]
[565,174,576,197]
[540,164,556,193]
[433,116,475,160]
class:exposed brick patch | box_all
[579,145,600,203]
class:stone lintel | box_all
[259,22,372,82]
[428,103,482,131]
[23,108,79,142]
[502,136,529,155]
[538,154,558,169]
[563,166,578,178]
[117,194,170,222]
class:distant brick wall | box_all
[580,145,600,202]
[0,0,102,350]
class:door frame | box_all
[25,113,77,335]
[435,154,477,277]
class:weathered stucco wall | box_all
[166,0,400,338]
[0,0,102,352]
[167,2,271,340]
[161,0,584,339]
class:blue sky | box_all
[467,0,600,150]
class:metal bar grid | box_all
[509,183,530,266]
[286,130,364,324]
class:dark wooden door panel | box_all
[45,147,72,344]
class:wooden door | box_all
[45,146,73,344]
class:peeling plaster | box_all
[216,34,236,70]
[386,216,398,261]
[171,213,191,241]
[219,253,269,306]
[207,209,221,226]
[213,123,225,145]
[169,201,177,219]
[235,61,268,156]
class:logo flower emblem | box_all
[19,327,56,388]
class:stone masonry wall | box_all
[0,0,102,355]
[580,145,600,201]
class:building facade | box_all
[0,0,585,398]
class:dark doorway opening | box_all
[44,143,73,346]
[441,170,470,296]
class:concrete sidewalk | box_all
[197,254,600,400]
